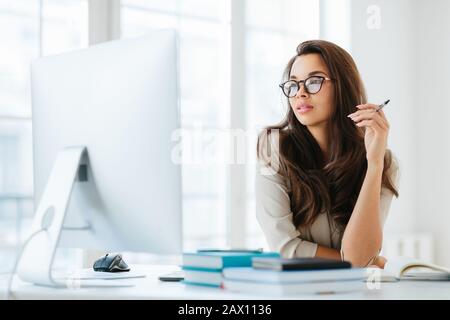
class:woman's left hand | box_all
[369,255,387,269]
[348,103,390,166]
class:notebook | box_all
[382,256,450,281]
[252,257,351,271]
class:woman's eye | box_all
[286,83,297,91]
[308,78,321,84]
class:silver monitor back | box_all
[31,30,182,254]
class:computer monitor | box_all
[16,30,182,286]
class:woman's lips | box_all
[296,103,314,114]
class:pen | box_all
[376,99,390,112]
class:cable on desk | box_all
[3,229,46,300]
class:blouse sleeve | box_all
[255,130,318,258]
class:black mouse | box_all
[93,253,130,272]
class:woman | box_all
[256,40,399,268]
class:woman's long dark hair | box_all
[257,39,399,230]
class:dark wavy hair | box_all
[257,39,399,230]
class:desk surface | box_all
[2,265,450,300]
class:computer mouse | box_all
[93,253,130,272]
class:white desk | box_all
[2,265,450,300]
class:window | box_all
[0,0,88,272]
[122,0,231,251]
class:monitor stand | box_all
[12,146,142,290]
[15,146,87,287]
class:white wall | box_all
[321,0,450,266]
[349,0,416,234]
[413,0,450,267]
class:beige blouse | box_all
[255,131,399,258]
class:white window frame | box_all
[102,0,248,247]
[88,0,121,44]
[227,0,247,247]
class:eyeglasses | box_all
[279,76,333,98]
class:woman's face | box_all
[288,53,335,128]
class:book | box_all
[182,251,280,269]
[252,257,351,271]
[181,280,220,288]
[222,278,365,296]
[182,266,222,287]
[223,267,367,284]
[382,256,450,281]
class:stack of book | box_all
[222,257,368,296]
[181,250,280,287]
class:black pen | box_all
[376,99,390,112]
